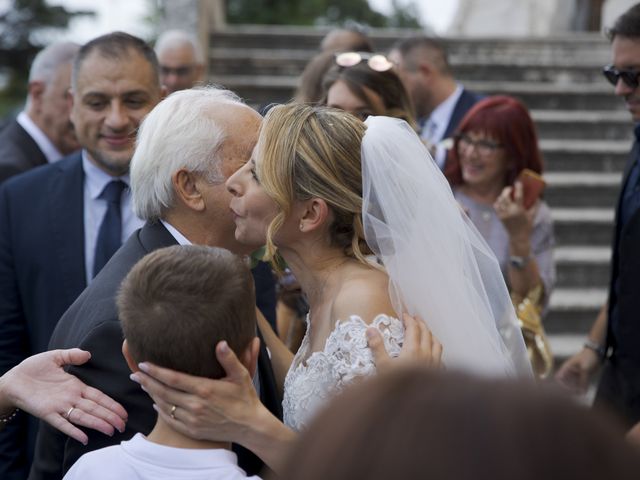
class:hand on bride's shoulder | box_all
[331,269,395,325]
[367,313,443,373]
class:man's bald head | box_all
[155,29,205,93]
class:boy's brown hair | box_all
[117,245,256,379]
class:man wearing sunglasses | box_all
[556,3,640,432]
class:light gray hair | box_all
[26,41,79,107]
[130,86,245,221]
[28,41,79,85]
[155,29,204,64]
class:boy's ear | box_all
[238,337,260,379]
[122,339,139,374]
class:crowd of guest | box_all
[0,3,640,479]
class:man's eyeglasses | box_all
[456,134,503,156]
[160,65,195,78]
[335,51,394,72]
[603,65,640,89]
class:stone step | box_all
[208,74,621,110]
[545,287,605,334]
[531,110,632,141]
[453,62,612,84]
[548,333,588,361]
[209,47,613,84]
[554,246,611,288]
[540,139,630,172]
[210,26,611,60]
[544,172,621,208]
[466,81,620,111]
[551,208,614,246]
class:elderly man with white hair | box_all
[155,29,205,93]
[30,86,281,480]
[0,41,80,183]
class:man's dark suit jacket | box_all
[0,119,48,184]
[29,221,282,479]
[442,88,483,140]
[0,152,86,479]
[595,134,640,426]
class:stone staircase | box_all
[207,25,634,360]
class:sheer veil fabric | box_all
[361,116,532,377]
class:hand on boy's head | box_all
[129,340,264,444]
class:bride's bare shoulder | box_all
[331,266,395,325]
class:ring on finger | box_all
[170,404,177,420]
[64,406,75,420]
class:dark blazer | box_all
[442,88,483,140]
[29,221,282,479]
[0,119,48,184]
[606,138,640,363]
[0,152,86,479]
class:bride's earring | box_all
[299,222,304,231]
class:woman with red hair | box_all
[445,96,555,376]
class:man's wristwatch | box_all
[583,339,606,360]
[509,255,531,270]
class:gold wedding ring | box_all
[170,404,177,420]
[64,406,75,420]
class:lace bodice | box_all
[282,314,404,431]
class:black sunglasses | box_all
[603,65,640,89]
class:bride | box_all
[133,104,530,469]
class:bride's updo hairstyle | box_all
[257,103,372,264]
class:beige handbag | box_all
[513,284,553,379]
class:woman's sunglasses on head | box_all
[335,51,394,72]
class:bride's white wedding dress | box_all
[282,314,404,431]
[281,115,532,431]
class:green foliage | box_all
[0,0,93,117]
[226,0,422,28]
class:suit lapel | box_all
[443,89,475,139]
[12,120,48,169]
[621,141,639,189]
[49,153,86,303]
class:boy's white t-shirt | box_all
[63,433,262,480]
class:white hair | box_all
[130,86,246,221]
[155,29,204,64]
[29,41,80,83]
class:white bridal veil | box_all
[361,116,532,377]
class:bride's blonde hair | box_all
[257,103,372,265]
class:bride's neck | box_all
[279,245,351,311]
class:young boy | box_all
[63,245,261,479]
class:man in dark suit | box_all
[30,87,281,479]
[0,33,164,479]
[556,3,640,430]
[389,37,482,170]
[0,42,80,184]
